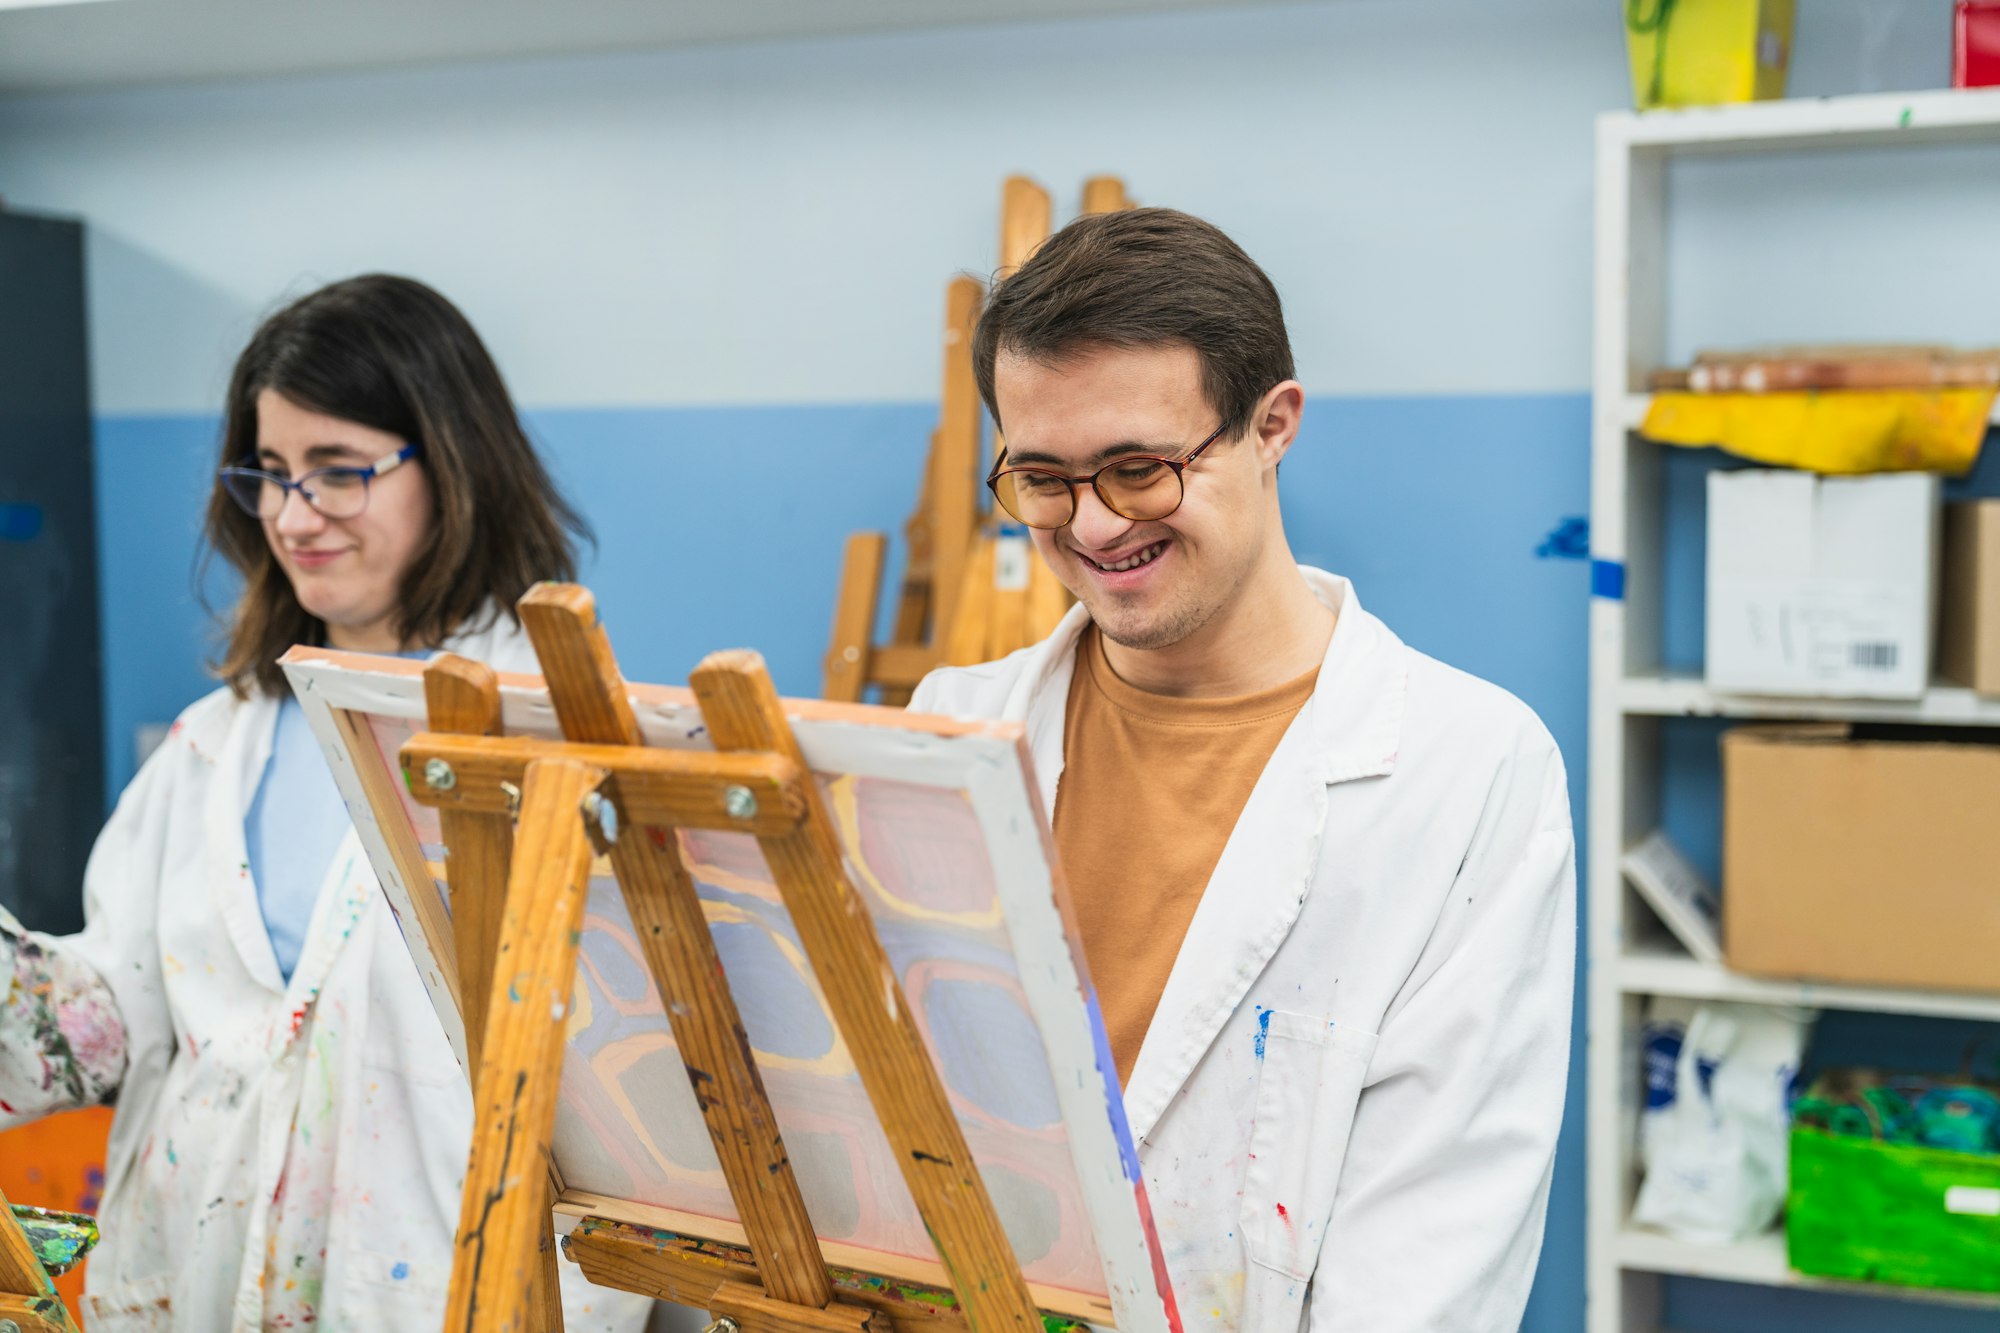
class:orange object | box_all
[0,1106,112,1323]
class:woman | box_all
[0,276,654,1330]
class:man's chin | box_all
[1088,600,1190,652]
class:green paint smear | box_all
[12,1205,99,1279]
[1899,106,1913,127]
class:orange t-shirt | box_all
[1053,626,1317,1084]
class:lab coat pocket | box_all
[1239,1012,1378,1281]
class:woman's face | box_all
[253,388,435,652]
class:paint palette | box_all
[284,647,1177,1332]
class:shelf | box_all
[1618,391,2000,433]
[1616,1225,2000,1310]
[1614,947,2000,1023]
[1603,87,2000,156]
[1618,672,2000,726]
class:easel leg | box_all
[691,653,1042,1333]
[445,758,603,1333]
[517,586,837,1311]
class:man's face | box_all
[992,343,1274,652]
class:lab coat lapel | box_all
[208,693,287,993]
[1001,602,1091,826]
[1121,572,1408,1143]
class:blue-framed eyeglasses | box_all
[218,442,420,521]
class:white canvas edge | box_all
[283,655,472,1070]
[964,756,1173,1333]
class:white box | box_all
[1705,470,1939,699]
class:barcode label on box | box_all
[1945,1186,2000,1217]
[1849,642,1899,670]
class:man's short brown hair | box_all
[973,207,1295,439]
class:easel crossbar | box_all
[401,733,809,834]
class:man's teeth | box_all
[1095,542,1165,573]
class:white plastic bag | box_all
[1632,999,1816,1244]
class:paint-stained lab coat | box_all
[0,614,654,1332]
[910,569,1575,1333]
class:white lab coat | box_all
[910,569,1575,1333]
[0,612,654,1332]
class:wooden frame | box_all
[284,586,1179,1333]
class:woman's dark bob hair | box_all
[205,274,589,698]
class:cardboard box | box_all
[1939,500,2000,697]
[1706,470,1939,699]
[1722,725,2000,994]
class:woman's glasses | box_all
[218,442,420,521]
[986,422,1227,530]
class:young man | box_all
[910,210,1574,1333]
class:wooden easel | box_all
[823,174,1134,704]
[421,584,1068,1333]
[0,1189,81,1332]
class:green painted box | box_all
[1788,1128,2000,1294]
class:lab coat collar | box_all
[1006,566,1407,812]
[1005,567,1409,1143]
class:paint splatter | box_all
[390,1261,409,1280]
[1253,1006,1273,1059]
[1535,515,1590,560]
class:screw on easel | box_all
[424,757,456,791]
[723,785,758,822]
[2,1319,22,1333]
[702,1319,740,1333]
[580,790,619,847]
[499,780,522,819]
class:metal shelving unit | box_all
[1587,86,2000,1333]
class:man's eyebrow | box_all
[1002,439,1174,470]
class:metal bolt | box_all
[702,1319,740,1333]
[581,791,619,845]
[2,1318,21,1333]
[499,780,522,819]
[424,757,456,791]
[724,785,758,821]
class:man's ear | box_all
[1253,380,1305,469]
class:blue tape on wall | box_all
[1591,558,1625,601]
[0,503,45,541]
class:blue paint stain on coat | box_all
[391,1261,409,1280]
[1253,1006,1273,1059]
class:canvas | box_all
[281,646,1177,1332]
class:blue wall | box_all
[98,390,1600,1316]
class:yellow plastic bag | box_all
[1640,389,1997,475]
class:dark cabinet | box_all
[0,208,100,935]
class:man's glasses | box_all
[987,422,1227,530]
[218,442,420,521]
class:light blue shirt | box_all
[244,695,352,983]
